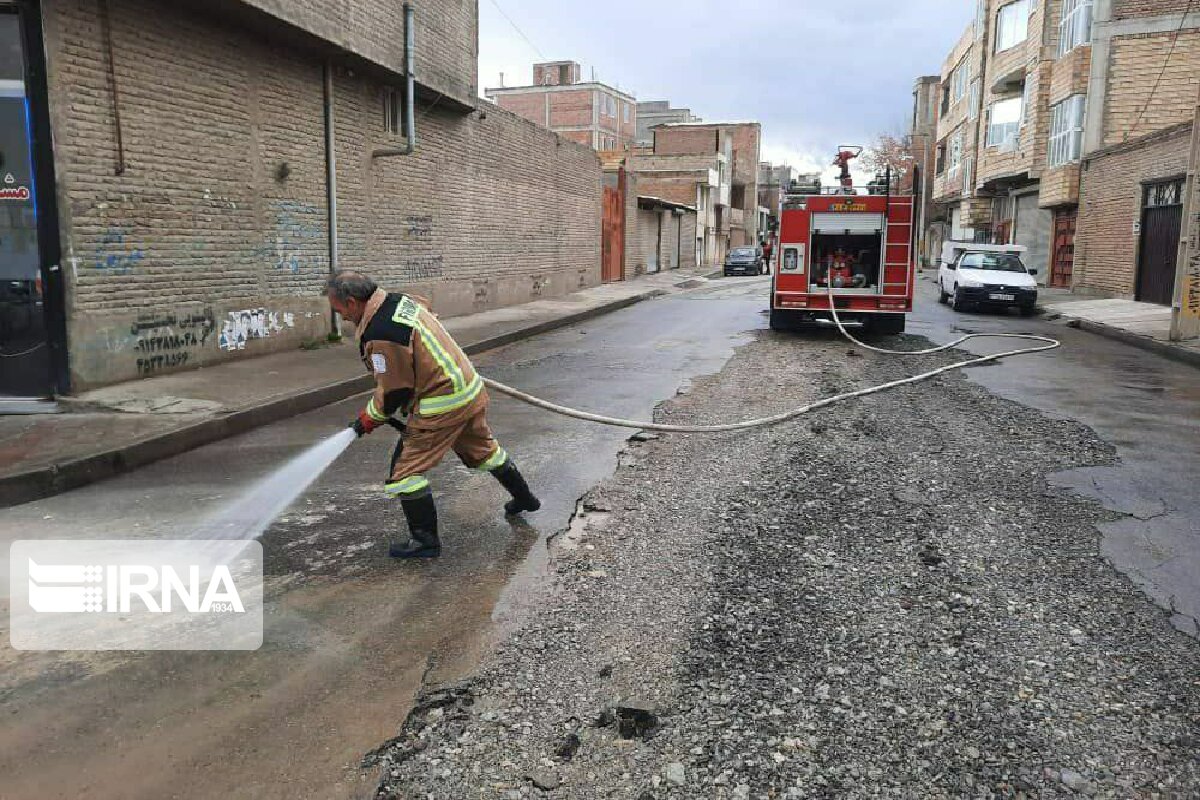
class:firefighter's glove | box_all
[351,410,381,438]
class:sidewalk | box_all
[1039,288,1200,368]
[0,269,715,507]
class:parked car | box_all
[937,245,1038,315]
[724,246,764,276]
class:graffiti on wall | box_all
[399,254,444,282]
[219,308,295,351]
[404,215,434,241]
[129,308,216,375]
[95,227,144,274]
[269,200,326,273]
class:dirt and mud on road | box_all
[371,328,1200,799]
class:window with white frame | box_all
[1058,0,1093,56]
[987,96,1023,147]
[1048,95,1085,166]
[623,102,630,123]
[951,59,970,103]
[995,0,1030,52]
[607,95,617,117]
[949,130,963,172]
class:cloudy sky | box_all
[478,0,976,181]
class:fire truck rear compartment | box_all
[810,232,882,292]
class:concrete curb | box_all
[0,288,666,509]
[1064,317,1200,370]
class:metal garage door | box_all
[1014,193,1051,285]
[811,213,885,234]
[1137,179,1184,306]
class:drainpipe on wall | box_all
[372,2,417,159]
[323,59,339,337]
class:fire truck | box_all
[769,150,916,335]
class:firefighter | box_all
[325,270,541,559]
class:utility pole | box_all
[1170,82,1200,342]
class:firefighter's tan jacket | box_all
[355,289,486,430]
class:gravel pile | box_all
[369,331,1200,799]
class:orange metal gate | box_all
[601,168,626,283]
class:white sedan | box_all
[938,250,1039,315]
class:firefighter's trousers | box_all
[384,396,508,498]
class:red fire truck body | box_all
[771,191,916,334]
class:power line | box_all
[486,0,545,61]
[1126,0,1196,141]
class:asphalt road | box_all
[0,277,766,800]
[0,273,1196,799]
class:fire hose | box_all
[479,283,1061,434]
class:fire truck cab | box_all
[770,179,916,335]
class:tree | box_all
[861,132,916,191]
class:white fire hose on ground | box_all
[480,283,1061,434]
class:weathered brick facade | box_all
[232,0,478,105]
[43,0,601,389]
[1103,30,1200,147]
[1073,123,1192,297]
[1116,0,1195,19]
[486,62,637,151]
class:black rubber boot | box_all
[390,493,441,559]
[492,461,541,516]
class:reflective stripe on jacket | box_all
[355,289,485,428]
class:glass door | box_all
[0,8,52,398]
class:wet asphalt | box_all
[0,273,1196,799]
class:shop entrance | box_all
[0,6,58,400]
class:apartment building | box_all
[635,101,700,147]
[0,1,601,395]
[1072,1,1200,318]
[650,122,762,249]
[631,145,729,270]
[929,0,1100,285]
[485,61,637,151]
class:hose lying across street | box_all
[480,282,1062,434]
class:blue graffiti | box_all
[268,200,325,273]
[95,228,144,274]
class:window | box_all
[1144,179,1184,209]
[951,60,970,103]
[1048,95,1085,166]
[623,103,630,124]
[383,87,403,135]
[987,96,1023,147]
[967,79,980,120]
[995,0,1030,52]
[935,141,947,175]
[949,131,963,172]
[1058,0,1093,56]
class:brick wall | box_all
[1114,0,1195,19]
[654,127,720,156]
[46,0,600,389]
[1073,124,1191,296]
[494,93,547,128]
[233,0,477,104]
[1048,45,1091,105]
[1104,30,1200,146]
[549,90,594,129]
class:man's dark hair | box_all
[325,270,378,302]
